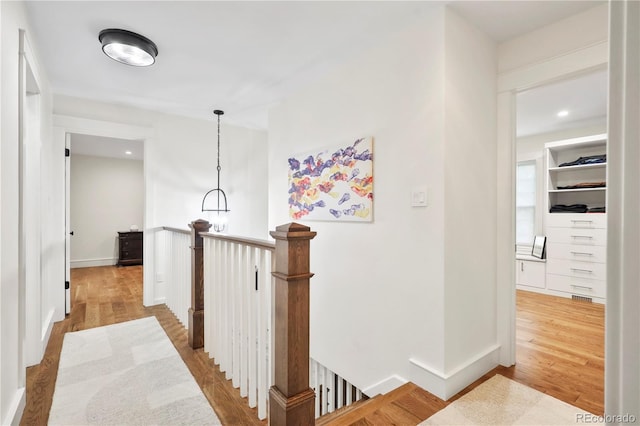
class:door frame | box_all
[53,115,153,305]
[495,42,608,366]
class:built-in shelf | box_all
[548,187,606,193]
[548,163,606,172]
[546,134,607,212]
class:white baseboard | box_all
[70,257,116,268]
[409,344,500,400]
[41,307,56,351]
[2,387,25,426]
[361,375,408,397]
[150,296,166,307]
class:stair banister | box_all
[269,222,317,426]
[189,219,212,349]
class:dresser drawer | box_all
[119,239,142,250]
[546,227,606,246]
[546,213,606,229]
[547,258,606,281]
[546,243,606,263]
[547,274,606,299]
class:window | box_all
[516,161,536,247]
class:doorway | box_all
[54,116,152,313]
[511,69,607,414]
[64,133,145,313]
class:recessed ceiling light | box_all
[125,151,132,155]
[557,110,569,118]
[99,29,158,67]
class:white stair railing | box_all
[158,227,191,326]
[310,358,366,418]
[202,233,275,420]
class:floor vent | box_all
[572,294,593,303]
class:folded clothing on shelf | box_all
[587,206,606,213]
[550,204,589,213]
[557,181,606,189]
[559,154,606,167]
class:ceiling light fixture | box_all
[125,151,132,155]
[98,28,158,67]
[201,110,230,232]
[557,110,569,118]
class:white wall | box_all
[442,8,498,381]
[498,4,608,73]
[607,0,640,419]
[0,2,62,424]
[70,154,144,267]
[53,96,269,305]
[268,6,497,399]
[516,124,607,160]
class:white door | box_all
[65,133,71,314]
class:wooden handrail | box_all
[201,232,275,251]
[162,226,191,235]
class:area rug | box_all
[421,374,592,425]
[49,317,221,425]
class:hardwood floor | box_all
[503,289,604,415]
[21,268,604,425]
[20,265,264,426]
[320,289,604,425]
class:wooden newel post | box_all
[269,223,317,426]
[188,219,212,349]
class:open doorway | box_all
[512,69,607,414]
[65,134,144,313]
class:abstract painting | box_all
[288,137,373,222]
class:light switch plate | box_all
[411,186,428,207]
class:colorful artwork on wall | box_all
[288,137,373,222]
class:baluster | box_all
[232,243,240,388]
[257,249,268,419]
[248,247,258,408]
[337,376,344,410]
[239,245,249,398]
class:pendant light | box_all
[201,110,229,232]
[99,29,158,67]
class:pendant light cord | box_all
[216,112,221,186]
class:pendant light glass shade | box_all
[201,110,229,232]
[99,29,158,67]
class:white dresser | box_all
[545,213,606,302]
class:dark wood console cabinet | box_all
[117,231,143,267]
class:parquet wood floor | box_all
[20,265,264,426]
[20,267,604,425]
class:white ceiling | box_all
[25,1,606,156]
[449,1,604,42]
[71,134,144,161]
[516,69,608,138]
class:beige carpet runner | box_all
[49,317,221,425]
[421,374,593,425]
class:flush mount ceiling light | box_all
[557,110,570,118]
[98,29,158,67]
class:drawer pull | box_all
[570,251,594,256]
[571,284,593,290]
[571,235,593,240]
[571,220,593,224]
[570,268,593,274]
